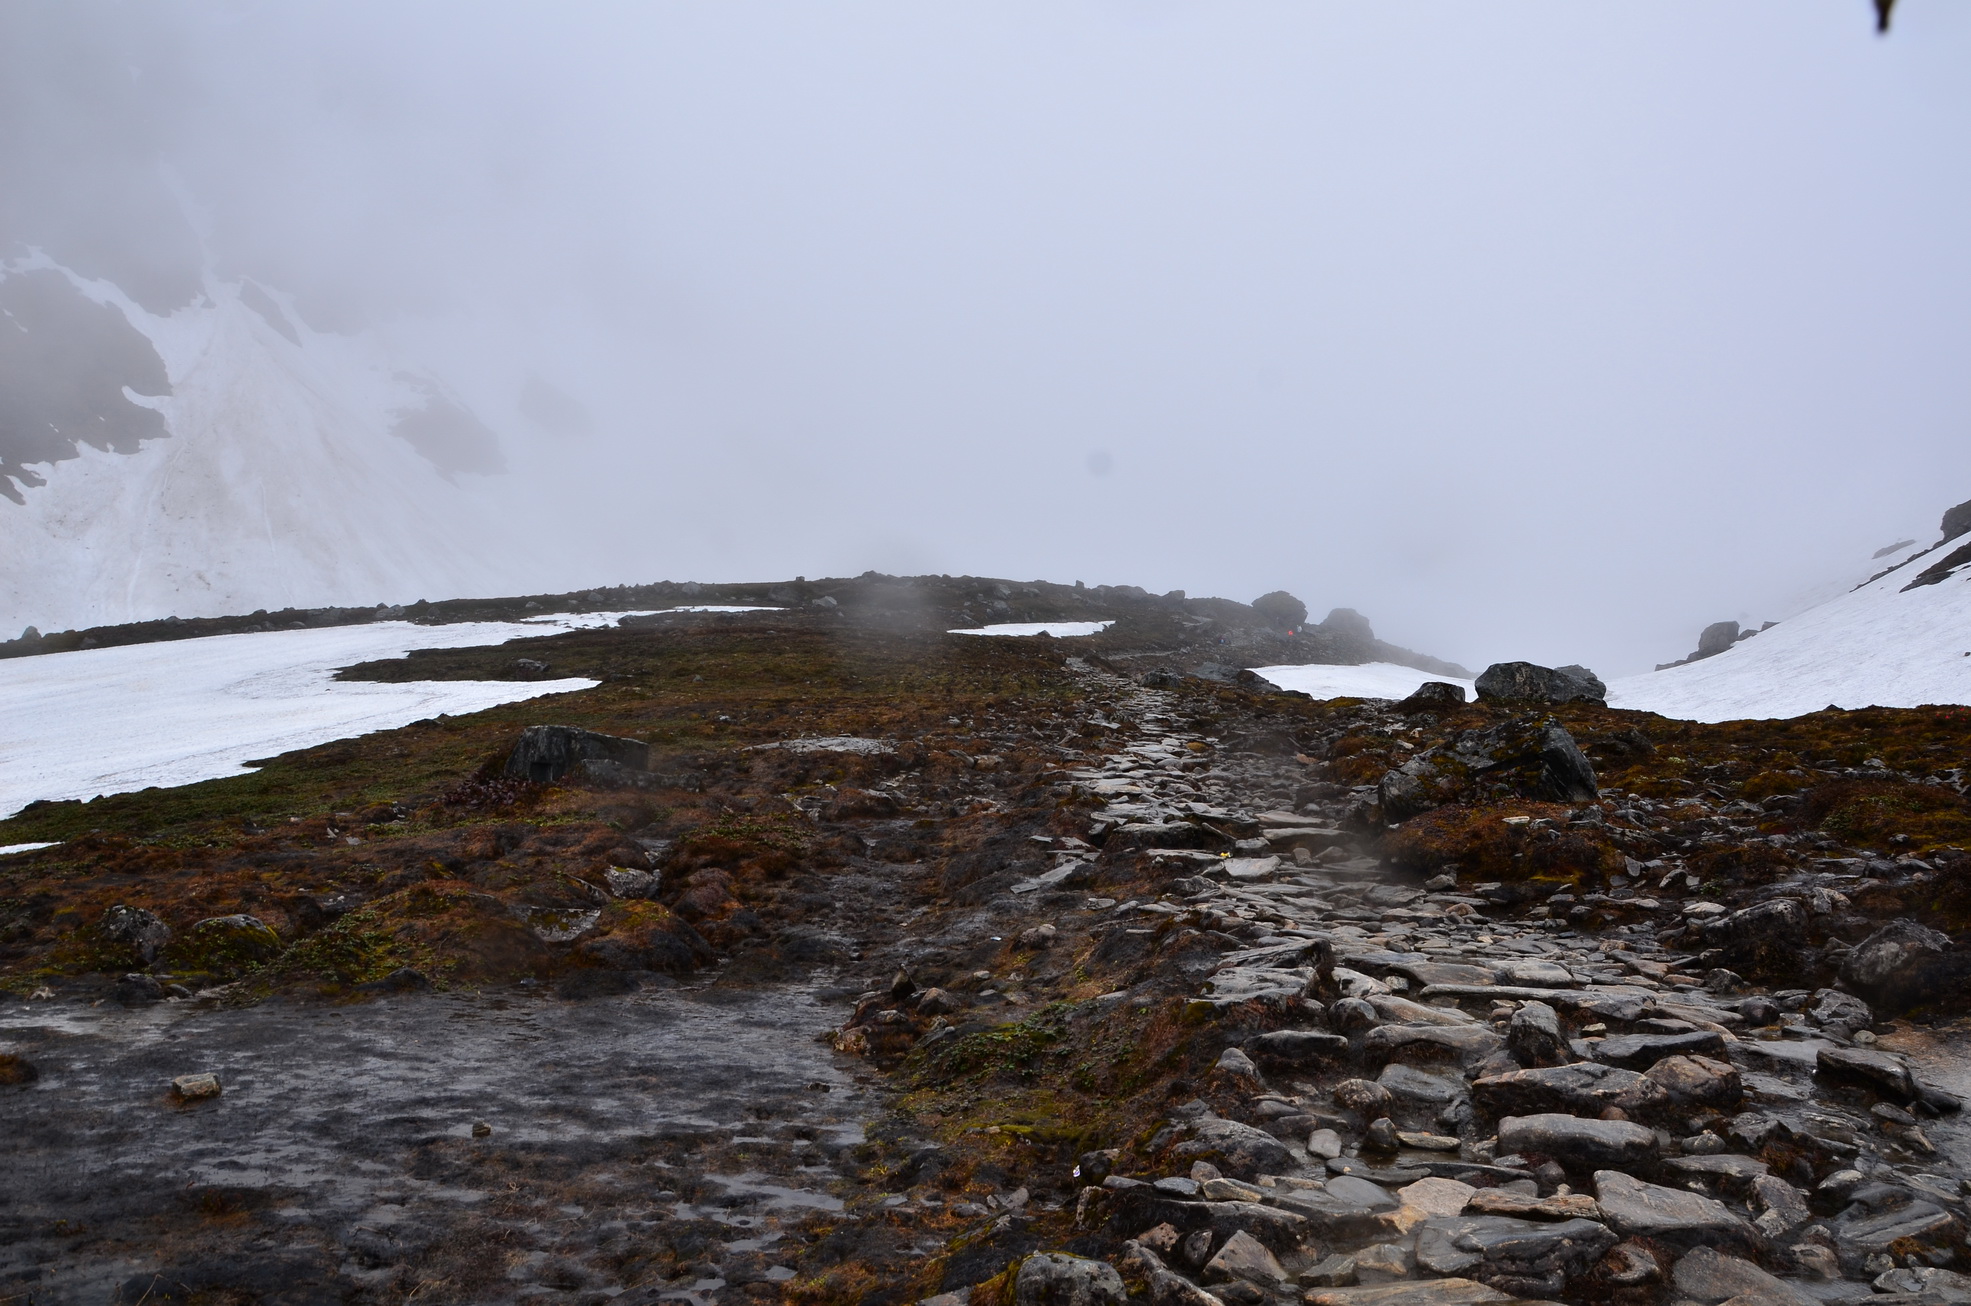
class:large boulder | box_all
[1838,919,1953,1012]
[1171,1118,1295,1180]
[504,725,650,783]
[1694,622,1741,660]
[1696,898,1810,977]
[1251,591,1308,630]
[100,904,171,964]
[1944,496,1971,543]
[1474,662,1607,706]
[1014,1253,1127,1306]
[166,914,283,977]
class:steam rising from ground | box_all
[4,3,1970,674]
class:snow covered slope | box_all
[0,255,516,633]
[1610,538,1971,722]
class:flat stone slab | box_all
[1594,1170,1755,1248]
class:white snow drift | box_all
[0,615,629,819]
[949,621,1114,637]
[1253,662,1475,703]
[1609,561,1971,722]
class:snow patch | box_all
[0,615,618,819]
[948,621,1114,637]
[0,842,58,857]
[1251,662,1476,703]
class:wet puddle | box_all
[0,981,879,1303]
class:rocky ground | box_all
[4,587,1971,1306]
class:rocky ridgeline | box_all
[824,659,1971,1306]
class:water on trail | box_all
[0,979,880,1304]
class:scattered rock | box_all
[170,1072,222,1102]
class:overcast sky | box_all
[6,2,1970,675]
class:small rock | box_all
[1815,1045,1917,1102]
[471,1120,492,1138]
[1210,1046,1264,1089]
[1397,1177,1475,1217]
[1750,1174,1811,1240]
[1364,1116,1401,1151]
[1307,1128,1344,1159]
[1297,1253,1357,1288]
[1017,923,1058,951]
[1599,1241,1662,1286]
[1352,1241,1415,1283]
[1804,988,1872,1038]
[1333,1078,1396,1117]
[1244,1029,1349,1067]
[170,1072,222,1102]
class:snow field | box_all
[0,615,627,819]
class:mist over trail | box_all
[3,3,1970,675]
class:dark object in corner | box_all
[1474,662,1606,706]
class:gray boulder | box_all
[1671,1245,1815,1306]
[1806,988,1872,1038]
[1015,1252,1127,1306]
[1251,591,1308,630]
[1815,1045,1918,1102]
[1838,919,1952,1012]
[1593,1171,1756,1250]
[1694,622,1742,660]
[1396,682,1468,713]
[1474,662,1606,705]
[504,724,650,783]
[1172,1118,1294,1180]
[1497,1114,1656,1170]
[101,904,171,964]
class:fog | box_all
[6,2,1970,676]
